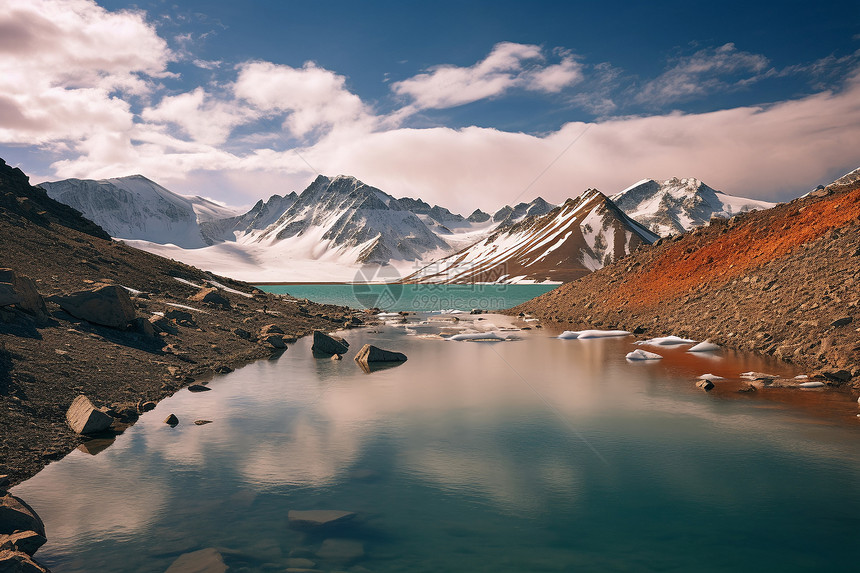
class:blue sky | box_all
[1,0,859,212]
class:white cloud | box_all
[233,61,372,138]
[637,43,771,105]
[0,0,171,144]
[391,42,582,112]
[141,87,257,145]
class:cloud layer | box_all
[1,0,859,214]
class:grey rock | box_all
[0,284,21,307]
[233,327,251,340]
[164,414,179,426]
[0,269,46,317]
[55,285,136,329]
[187,385,211,393]
[165,547,227,573]
[263,334,286,349]
[312,331,349,355]
[164,309,195,325]
[354,344,407,366]
[66,395,113,434]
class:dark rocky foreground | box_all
[0,159,368,490]
[510,176,860,401]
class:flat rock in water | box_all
[354,344,407,366]
[66,395,114,434]
[312,331,349,355]
[165,548,227,573]
[0,494,46,539]
[187,385,211,392]
[288,509,356,529]
[54,285,136,329]
[696,379,715,391]
[316,538,365,564]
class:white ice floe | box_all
[638,336,697,346]
[447,332,507,341]
[740,371,779,380]
[698,373,724,381]
[558,329,630,339]
[626,349,663,360]
[377,312,401,317]
[687,341,720,352]
[794,375,809,380]
[799,381,825,388]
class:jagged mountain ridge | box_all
[39,175,238,248]
[405,189,658,284]
[611,177,775,236]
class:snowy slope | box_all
[611,177,774,236]
[39,175,238,248]
[405,189,658,284]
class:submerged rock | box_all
[316,538,365,564]
[165,547,227,573]
[312,331,349,356]
[0,549,50,572]
[66,395,113,434]
[288,509,356,529]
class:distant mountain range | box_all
[38,172,774,283]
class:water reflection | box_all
[12,315,860,572]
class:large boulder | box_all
[165,547,227,573]
[65,395,113,435]
[0,531,46,556]
[54,285,135,329]
[0,269,46,317]
[0,549,50,572]
[189,287,230,309]
[312,331,349,356]
[354,344,407,367]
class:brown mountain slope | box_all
[509,176,860,390]
[0,159,359,486]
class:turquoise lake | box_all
[256,283,559,312]
[11,310,860,572]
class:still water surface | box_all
[13,315,860,572]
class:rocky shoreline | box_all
[509,178,860,402]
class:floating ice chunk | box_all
[740,371,779,380]
[799,381,825,388]
[377,312,401,317]
[639,336,696,346]
[698,373,724,381]
[448,332,506,341]
[577,330,631,339]
[794,375,809,380]
[688,341,720,352]
[626,349,663,360]
[558,329,630,339]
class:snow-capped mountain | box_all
[199,192,299,244]
[405,189,658,284]
[611,177,774,236]
[492,197,555,226]
[39,175,238,248]
[248,175,452,264]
